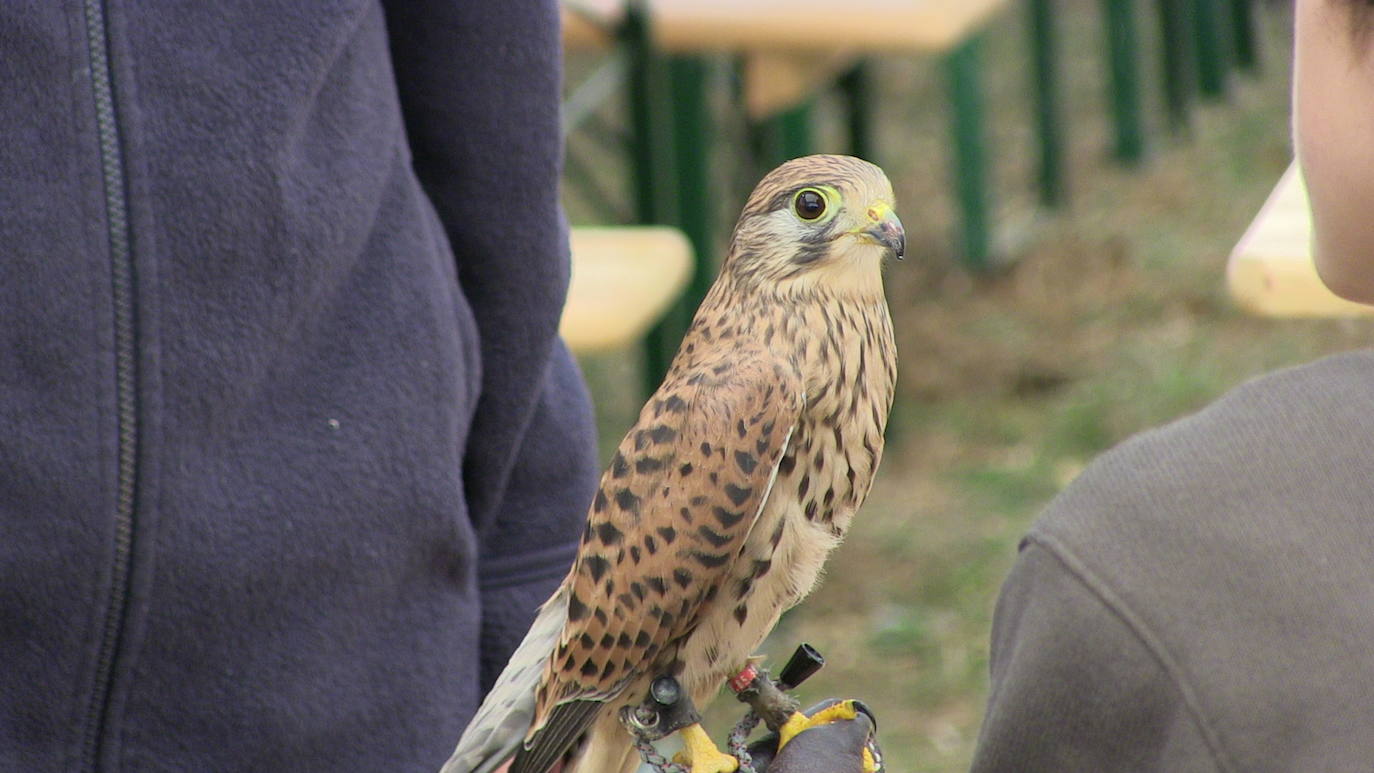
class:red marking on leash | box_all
[729,663,759,693]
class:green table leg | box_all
[1103,0,1146,165]
[622,2,683,391]
[776,102,815,164]
[944,35,992,272]
[751,99,816,175]
[640,57,713,393]
[1029,0,1066,207]
[1158,0,1195,133]
[623,2,675,227]
[839,62,875,162]
[1229,0,1260,73]
[1193,0,1229,98]
[666,56,713,338]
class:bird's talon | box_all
[777,700,862,749]
[675,723,739,773]
[776,712,812,749]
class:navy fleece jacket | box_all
[0,2,598,770]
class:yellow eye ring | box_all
[793,188,827,221]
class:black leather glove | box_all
[743,699,883,773]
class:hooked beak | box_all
[859,202,905,260]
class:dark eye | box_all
[793,188,826,220]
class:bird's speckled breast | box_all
[675,289,896,701]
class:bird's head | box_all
[724,155,903,299]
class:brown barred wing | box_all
[513,351,804,771]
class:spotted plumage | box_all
[443,155,901,773]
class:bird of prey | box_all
[444,154,902,773]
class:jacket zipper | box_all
[79,0,140,769]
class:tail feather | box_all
[508,699,601,773]
[565,712,644,773]
[441,585,569,773]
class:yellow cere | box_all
[866,201,894,223]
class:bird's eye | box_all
[793,188,827,221]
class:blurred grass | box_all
[567,3,1374,770]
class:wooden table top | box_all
[1227,162,1374,318]
[563,0,1011,53]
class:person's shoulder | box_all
[1013,350,1374,770]
[1032,349,1374,549]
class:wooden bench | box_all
[561,226,695,353]
[1227,162,1374,318]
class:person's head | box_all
[1294,0,1374,303]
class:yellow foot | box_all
[670,723,739,773]
[862,746,880,773]
[776,700,862,750]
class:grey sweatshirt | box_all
[0,2,598,770]
[972,351,1374,771]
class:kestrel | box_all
[444,155,902,773]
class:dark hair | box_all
[1349,0,1374,42]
